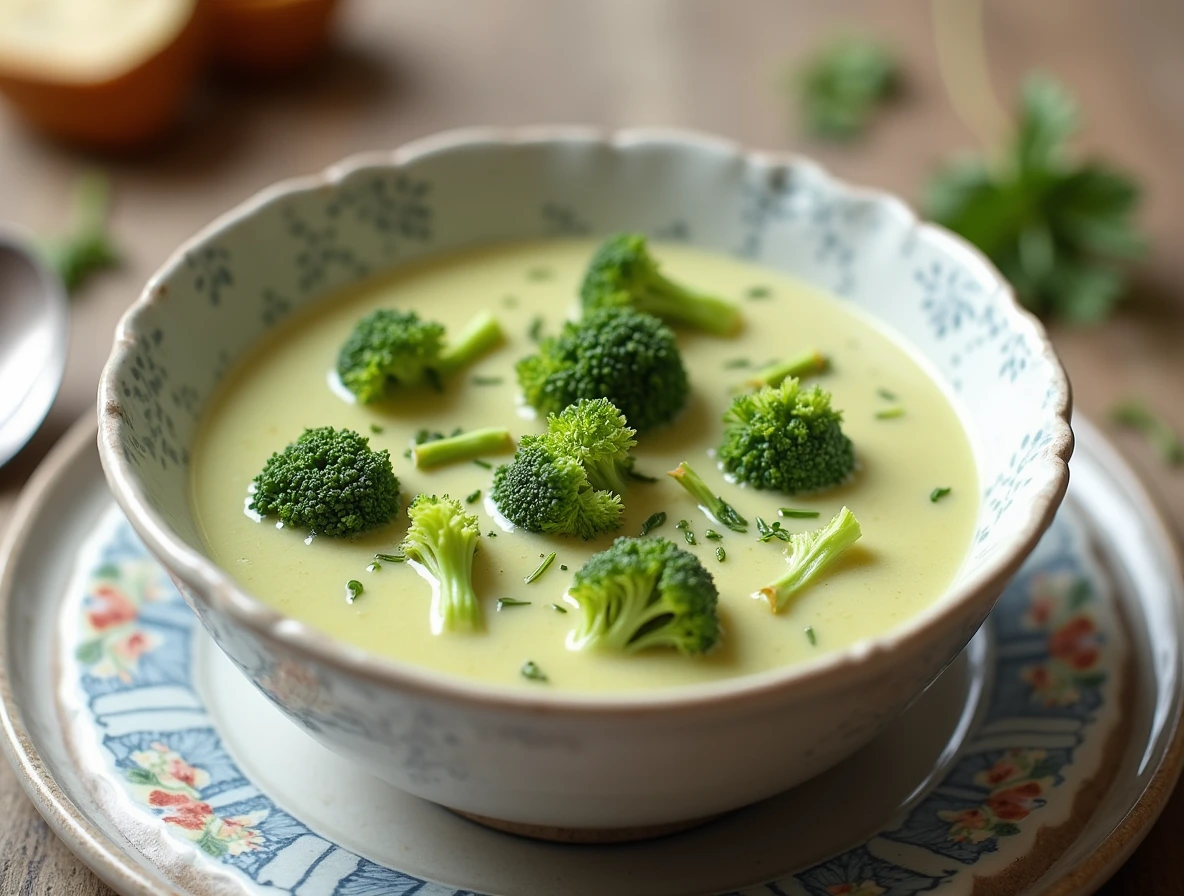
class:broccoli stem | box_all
[756,506,862,612]
[745,349,829,390]
[414,427,514,469]
[436,311,505,376]
[645,274,743,336]
[667,462,748,532]
[421,542,483,634]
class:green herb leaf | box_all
[471,375,504,386]
[520,660,549,682]
[374,552,406,563]
[39,172,121,293]
[755,516,791,542]
[746,285,773,299]
[877,388,897,401]
[925,74,1144,322]
[793,36,899,141]
[715,546,726,562]
[875,406,906,420]
[369,423,384,434]
[1110,400,1184,466]
[497,597,532,610]
[805,625,817,645]
[465,489,482,504]
[684,530,697,545]
[640,512,667,536]
[524,551,556,584]
[345,579,364,604]
[528,316,545,342]
[551,603,568,614]
[704,528,722,540]
[930,486,953,503]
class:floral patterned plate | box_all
[1,415,1182,896]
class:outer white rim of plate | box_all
[95,125,1075,713]
[0,415,1179,896]
[0,418,179,896]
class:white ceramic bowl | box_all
[97,127,1072,837]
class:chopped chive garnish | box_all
[526,265,553,281]
[875,407,906,420]
[345,580,363,604]
[746,285,772,299]
[366,562,381,572]
[704,528,722,540]
[755,516,791,542]
[715,546,726,562]
[465,489,482,504]
[374,552,406,563]
[520,660,549,682]
[805,625,817,645]
[640,512,667,536]
[525,551,556,584]
[560,564,568,571]
[528,316,545,341]
[472,375,504,386]
[551,603,568,614]
[676,519,689,530]
[369,423,384,434]
[877,388,898,401]
[473,459,493,469]
[779,508,821,518]
[930,486,952,503]
[724,358,752,369]
[498,597,532,610]
[684,530,697,545]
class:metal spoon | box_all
[0,229,68,469]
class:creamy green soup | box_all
[190,239,978,692]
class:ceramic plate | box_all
[1,416,1181,896]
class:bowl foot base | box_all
[447,808,725,843]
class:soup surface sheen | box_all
[190,239,978,693]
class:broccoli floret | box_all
[249,427,400,536]
[545,398,637,493]
[516,308,689,432]
[336,309,504,403]
[580,233,743,336]
[755,506,862,612]
[491,438,622,539]
[667,461,747,532]
[400,494,483,633]
[566,537,721,655]
[719,378,855,493]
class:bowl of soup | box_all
[97,127,1072,839]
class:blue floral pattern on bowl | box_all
[67,500,1112,895]
[97,129,1073,834]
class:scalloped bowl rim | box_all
[96,125,1074,714]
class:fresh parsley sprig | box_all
[793,36,899,141]
[925,74,1144,323]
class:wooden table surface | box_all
[1,1,1181,893]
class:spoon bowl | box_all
[0,230,68,468]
